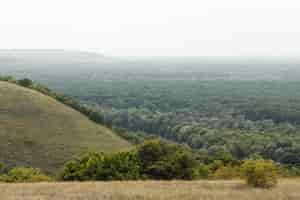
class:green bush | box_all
[241,159,278,188]
[213,165,240,180]
[60,153,105,181]
[60,151,141,181]
[60,140,199,181]
[98,151,141,180]
[198,163,212,179]
[0,167,52,183]
[138,140,198,180]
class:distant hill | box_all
[0,81,130,173]
[0,49,108,64]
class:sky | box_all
[1,0,300,57]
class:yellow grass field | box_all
[0,179,299,200]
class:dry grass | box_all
[0,179,299,200]
[0,81,130,173]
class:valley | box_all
[1,52,300,167]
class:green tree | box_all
[97,151,141,180]
[138,140,198,180]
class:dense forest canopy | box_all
[2,54,300,166]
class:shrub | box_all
[0,167,52,183]
[18,78,33,87]
[60,153,105,181]
[241,159,278,188]
[60,140,199,181]
[60,151,141,181]
[213,165,240,180]
[98,151,141,180]
[138,140,198,180]
[198,163,212,179]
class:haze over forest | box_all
[1,50,300,83]
[2,0,300,198]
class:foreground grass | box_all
[0,179,299,200]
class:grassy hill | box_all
[0,81,130,173]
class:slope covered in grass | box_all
[0,81,130,173]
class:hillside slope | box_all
[0,81,130,172]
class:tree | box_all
[97,151,141,180]
[137,140,198,180]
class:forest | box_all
[0,72,299,185]
[2,58,300,169]
[91,80,300,167]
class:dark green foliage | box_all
[60,140,199,181]
[98,151,141,180]
[98,106,300,166]
[137,140,198,180]
[198,163,212,179]
[0,163,6,174]
[79,80,300,167]
[18,78,33,87]
[113,128,158,145]
[60,153,105,181]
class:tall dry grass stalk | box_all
[0,179,299,200]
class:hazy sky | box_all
[1,0,300,56]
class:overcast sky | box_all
[1,0,300,57]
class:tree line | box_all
[0,139,286,188]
